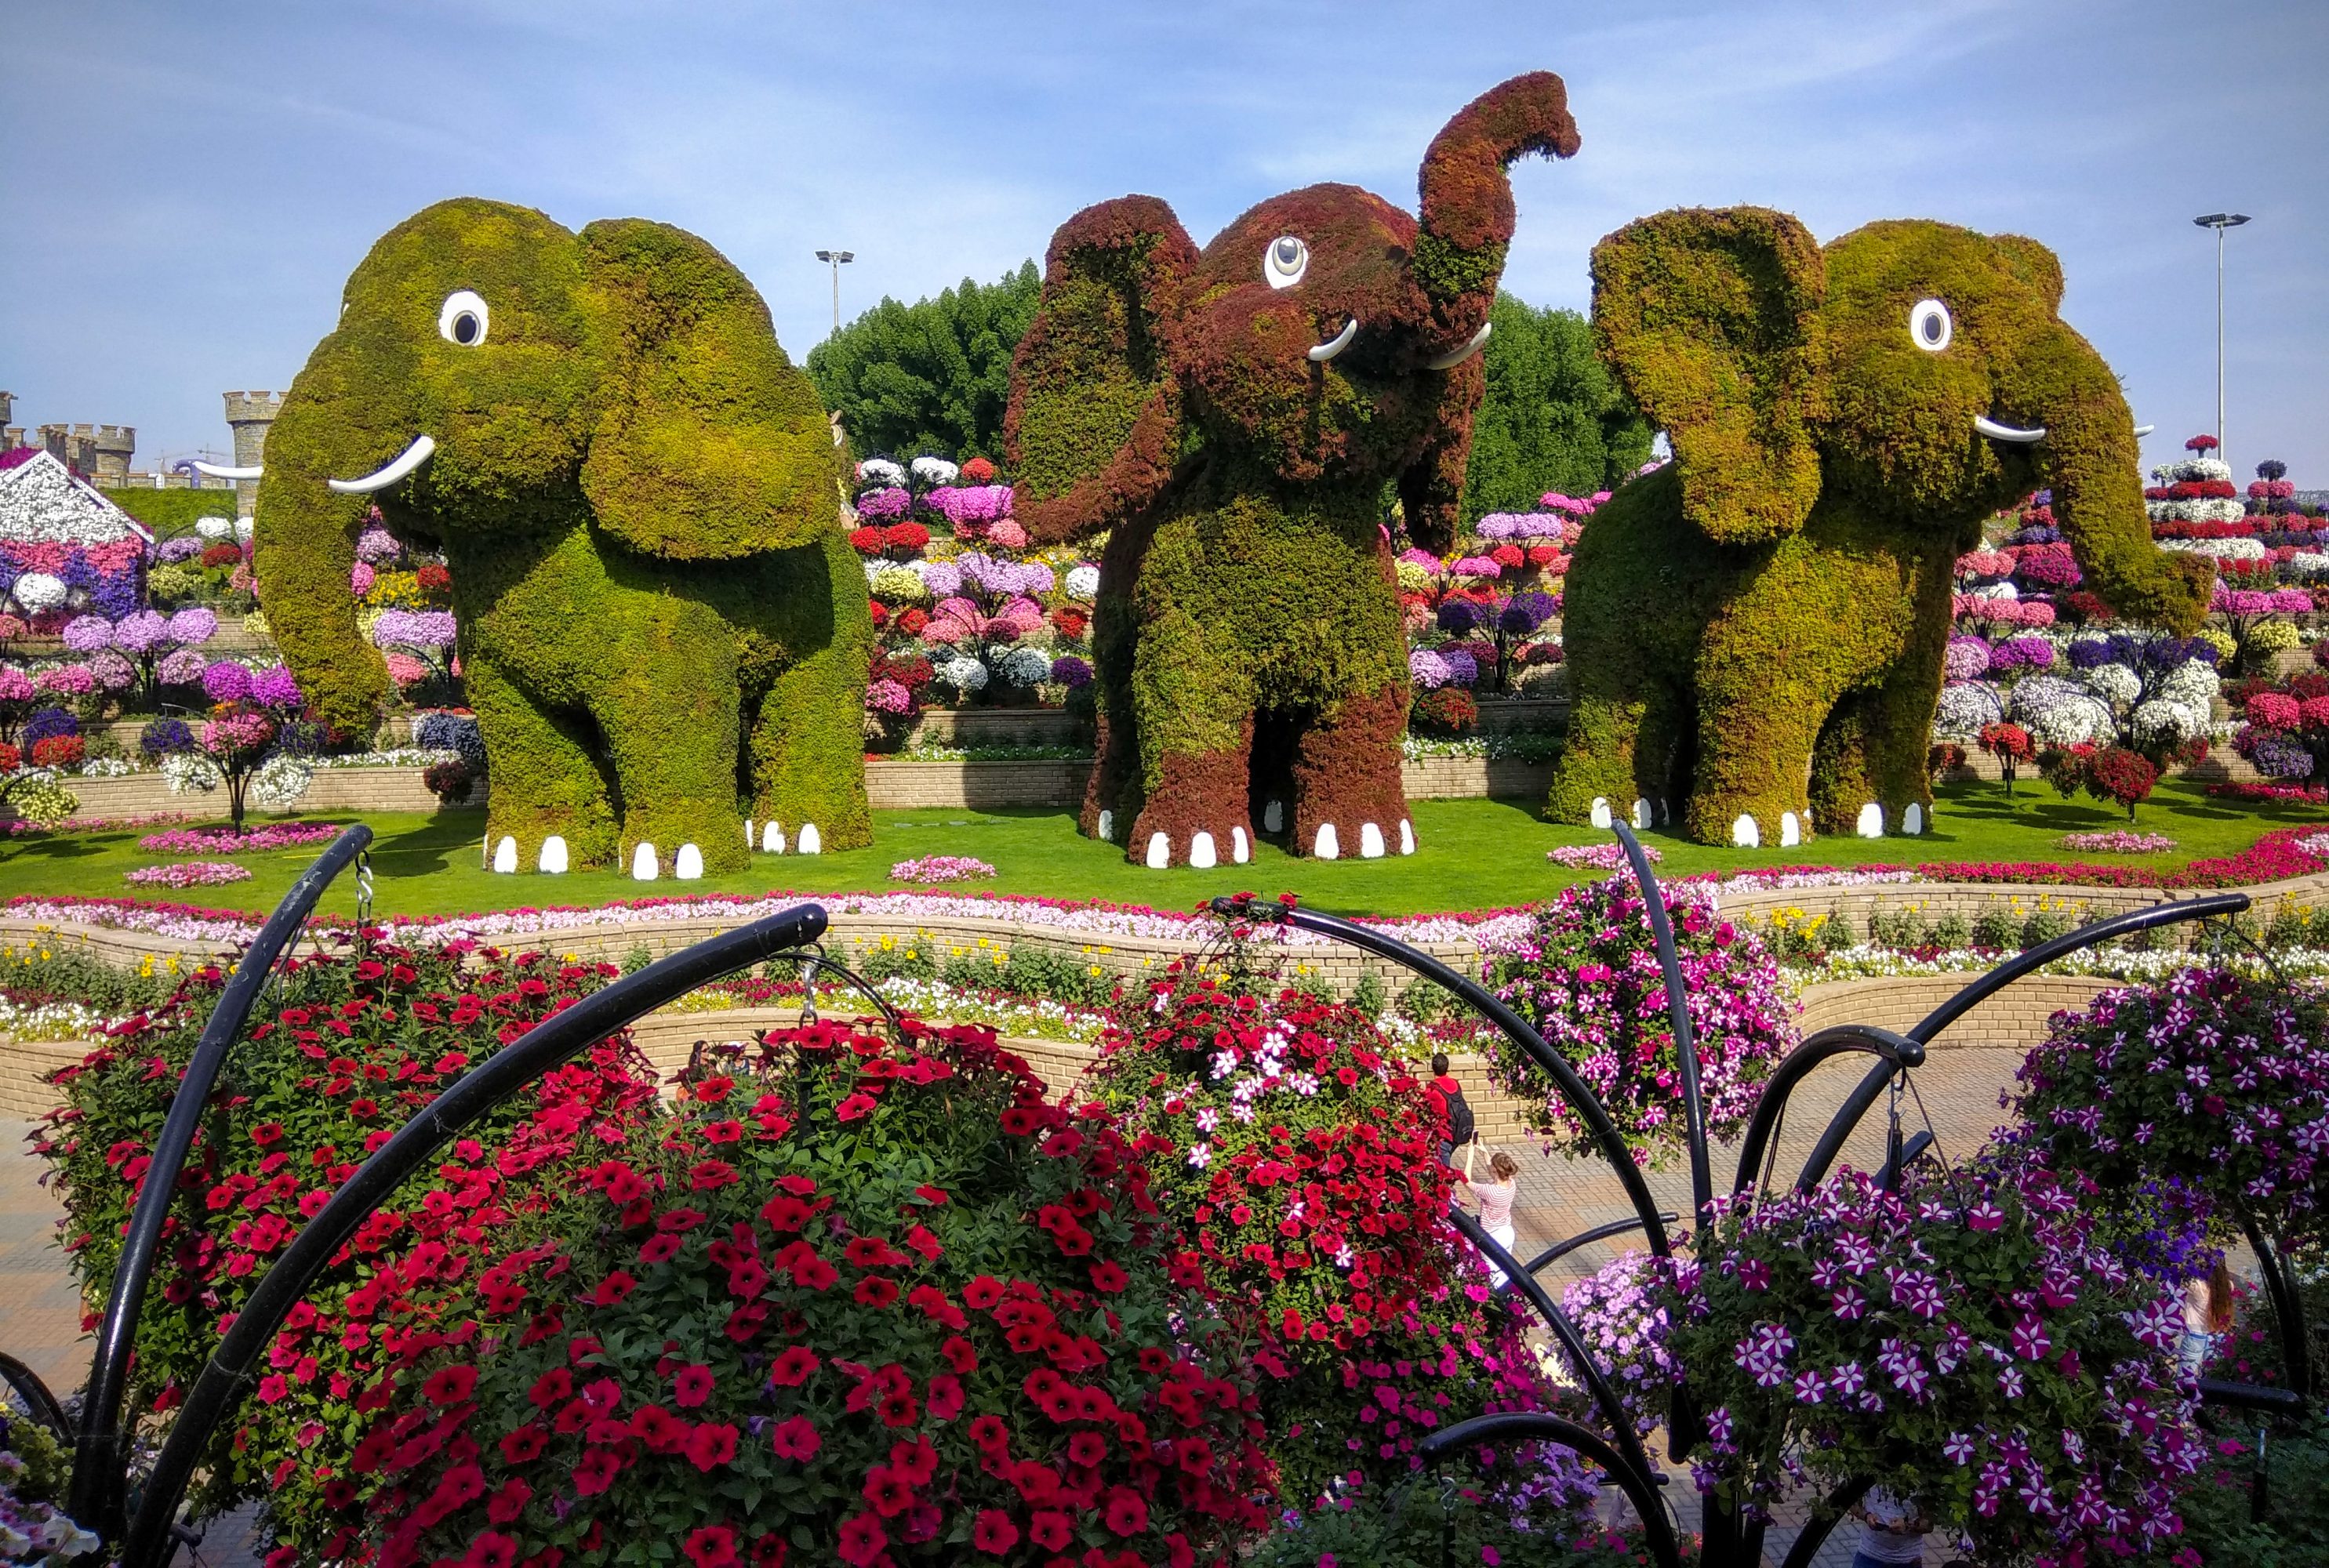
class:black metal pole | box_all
[115,903,829,1568]
[1610,823,1710,1222]
[2234,1208,2313,1399]
[0,1350,72,1440]
[1208,898,1674,1263]
[1775,1477,1873,1568]
[1510,1212,1680,1281]
[1444,1207,1663,1503]
[69,824,372,1535]
[1415,1411,1681,1568]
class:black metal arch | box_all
[69,824,374,1534]
[1415,1410,1682,1568]
[114,902,832,1568]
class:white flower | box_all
[2157,660,2220,708]
[2011,675,2114,746]
[1209,1048,1238,1080]
[857,458,907,487]
[1187,1143,1212,1170]
[249,753,314,811]
[910,456,959,487]
[2159,535,2265,561]
[2129,699,2206,744]
[1932,681,2004,741]
[2285,552,2329,581]
[2082,662,2141,708]
[162,751,224,794]
[194,514,234,540]
[936,655,989,693]
[9,572,66,612]
[234,515,256,543]
[1065,565,1101,601]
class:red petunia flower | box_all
[497,1425,547,1464]
[837,1513,888,1567]
[1088,1260,1128,1293]
[861,1465,916,1517]
[1028,1511,1073,1552]
[683,1526,739,1568]
[972,1510,1019,1555]
[855,1276,900,1308]
[771,1415,821,1461]
[572,1448,622,1496]
[685,1421,739,1472]
[423,1365,478,1406]
[587,1271,636,1306]
[1103,1486,1150,1537]
[674,1363,715,1407]
[461,1531,518,1568]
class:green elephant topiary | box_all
[1006,73,1580,867]
[1545,209,2214,848]
[251,199,870,876]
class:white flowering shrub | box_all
[2011,675,2115,746]
[162,752,223,794]
[1065,564,1101,601]
[248,754,314,811]
[1933,680,2005,740]
[936,655,990,693]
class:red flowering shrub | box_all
[340,1018,1271,1568]
[961,457,997,485]
[882,522,932,556]
[37,937,656,1549]
[2086,745,2157,820]
[1410,685,1477,736]
[849,526,887,555]
[27,734,84,768]
[1086,973,1582,1509]
[1978,721,2033,793]
[201,543,246,571]
[416,562,454,598]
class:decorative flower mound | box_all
[37,940,656,1552]
[1636,1162,2200,1564]
[343,1018,1270,1568]
[1481,877,1797,1165]
[1547,843,1662,872]
[889,855,998,884]
[2013,968,2329,1252]
[1086,971,1571,1505]
[123,859,253,887]
[137,822,345,855]
[2054,831,2175,855]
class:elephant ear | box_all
[1005,196,1197,544]
[579,218,845,559]
[1592,207,1828,546]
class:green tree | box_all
[805,261,1041,464]
[1459,291,1653,523]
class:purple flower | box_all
[865,677,914,715]
[89,652,135,690]
[62,615,114,654]
[1051,655,1092,688]
[156,648,206,686]
[166,608,218,647]
[156,535,204,564]
[1441,649,1479,687]
[1408,649,1452,690]
[354,525,404,564]
[855,486,910,521]
[113,610,168,655]
[201,661,253,702]
[249,664,303,710]
[919,561,964,598]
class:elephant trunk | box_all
[1412,71,1580,345]
[251,385,395,737]
[2031,336,2214,636]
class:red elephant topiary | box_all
[1005,73,1579,867]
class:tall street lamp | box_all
[815,249,855,337]
[2193,212,2250,470]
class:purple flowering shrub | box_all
[2011,969,2329,1253]
[1558,1250,1677,1434]
[1481,877,1797,1165]
[1652,1160,2201,1563]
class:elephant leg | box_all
[467,657,616,872]
[1814,671,1942,839]
[1546,670,1666,829]
[1288,687,1412,860]
[595,658,747,877]
[1684,674,1829,850]
[1078,636,1143,848]
[750,644,873,856]
[1121,608,1255,869]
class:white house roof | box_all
[0,448,155,546]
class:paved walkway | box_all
[0,1048,2015,1563]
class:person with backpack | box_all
[1432,1051,1475,1163]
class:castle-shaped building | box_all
[0,389,280,506]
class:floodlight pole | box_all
[2193,212,2250,469]
[815,248,855,336]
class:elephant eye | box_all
[1908,298,1953,352]
[1263,235,1309,290]
[438,289,490,347]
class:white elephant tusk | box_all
[1306,318,1359,362]
[1426,320,1492,371]
[1973,416,2046,444]
[2132,423,2156,437]
[191,460,263,480]
[327,434,437,494]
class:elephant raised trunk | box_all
[1413,71,1580,344]
[2025,338,2213,635]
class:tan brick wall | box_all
[0,1039,82,1120]
[50,767,472,821]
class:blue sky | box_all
[3,0,2323,481]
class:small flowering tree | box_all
[340,1018,1273,1568]
[1979,721,2033,794]
[1480,877,1797,1166]
[1602,1158,2203,1566]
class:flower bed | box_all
[2054,830,2177,855]
[122,860,251,887]
[1546,843,1661,870]
[887,854,997,884]
[135,821,345,855]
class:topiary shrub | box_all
[36,938,658,1556]
[332,1018,1273,1568]
[1479,876,1797,1165]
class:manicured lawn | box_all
[3,779,2322,922]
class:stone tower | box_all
[223,390,282,514]
[38,424,99,475]
[90,424,136,486]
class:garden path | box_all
[0,1049,2017,1565]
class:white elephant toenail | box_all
[1264,800,1284,833]
[1856,803,1884,839]
[1097,809,1114,843]
[762,822,784,854]
[798,824,821,855]
[743,818,754,846]
[674,844,704,880]
[1903,803,1924,835]
[1231,826,1250,863]
[492,836,517,873]
[630,842,659,880]
[1589,797,1611,829]
[1190,831,1217,869]
[1313,823,1340,859]
[1780,812,1800,848]
[1399,819,1415,855]
[1360,822,1386,858]
[1145,832,1171,869]
[1731,814,1760,849]
[1655,797,1670,826]
[538,836,569,874]
[1631,798,1651,830]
